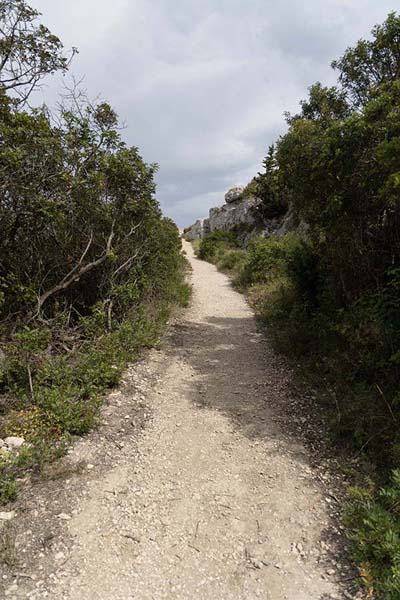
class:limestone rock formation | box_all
[184,187,260,241]
[208,195,259,232]
[224,186,244,204]
[183,219,209,241]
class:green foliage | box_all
[346,471,400,598]
[298,82,350,123]
[0,92,163,323]
[0,0,71,105]
[243,12,400,467]
[332,11,400,108]
[202,13,400,595]
[244,145,288,221]
[0,1,191,505]
[270,13,400,477]
[197,230,239,262]
[217,249,247,274]
[0,471,18,505]
[236,233,308,287]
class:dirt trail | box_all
[4,241,348,600]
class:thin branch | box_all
[112,251,140,279]
[376,383,396,423]
[35,227,114,314]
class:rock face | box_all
[225,186,244,204]
[183,219,209,241]
[208,195,259,232]
[184,187,260,241]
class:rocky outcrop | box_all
[184,187,260,241]
[208,195,259,233]
[183,219,209,241]
[183,186,297,246]
[225,186,244,204]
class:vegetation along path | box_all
[7,241,351,600]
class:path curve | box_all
[12,241,344,600]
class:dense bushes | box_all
[195,230,248,279]
[269,15,400,477]
[197,13,400,597]
[197,230,239,262]
[0,1,189,503]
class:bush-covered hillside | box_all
[197,13,400,599]
[0,0,189,503]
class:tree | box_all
[0,0,74,104]
[245,145,288,221]
[0,90,160,323]
[332,11,400,108]
[298,82,350,124]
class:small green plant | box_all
[0,525,18,568]
[345,471,400,598]
[0,468,18,505]
[6,327,51,400]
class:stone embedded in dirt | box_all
[250,558,263,569]
[55,552,65,561]
[4,436,25,450]
[0,511,15,521]
[5,583,18,596]
[57,513,71,521]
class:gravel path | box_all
[3,241,348,600]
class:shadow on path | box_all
[168,315,310,464]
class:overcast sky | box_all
[34,0,395,227]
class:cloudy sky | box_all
[34,0,395,227]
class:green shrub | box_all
[217,249,247,274]
[196,12,400,596]
[0,273,190,503]
[236,233,312,288]
[0,468,18,505]
[346,471,400,598]
[197,230,238,262]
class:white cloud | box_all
[33,0,396,225]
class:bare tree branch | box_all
[35,227,114,314]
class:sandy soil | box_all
[0,241,352,600]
